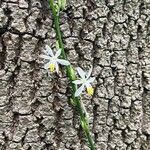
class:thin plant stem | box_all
[49,1,96,149]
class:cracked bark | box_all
[0,0,150,150]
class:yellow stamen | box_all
[87,87,94,96]
[49,64,55,72]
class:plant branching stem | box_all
[49,1,96,149]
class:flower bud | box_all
[58,0,66,10]
[61,0,66,10]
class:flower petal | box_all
[57,59,70,66]
[45,45,54,56]
[72,80,83,85]
[77,67,86,79]
[55,62,59,73]
[85,82,92,89]
[40,55,51,60]
[55,49,62,57]
[87,77,95,83]
[74,84,85,97]
[86,67,93,79]
[44,62,51,69]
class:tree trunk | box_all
[0,0,150,149]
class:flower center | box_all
[49,63,55,72]
[82,78,87,83]
[87,87,94,96]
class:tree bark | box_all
[0,0,150,149]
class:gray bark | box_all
[0,0,150,149]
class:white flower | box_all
[73,67,95,97]
[41,45,70,73]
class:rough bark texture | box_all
[0,0,150,149]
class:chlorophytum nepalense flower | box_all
[73,67,95,97]
[41,45,70,73]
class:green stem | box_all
[49,1,96,150]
